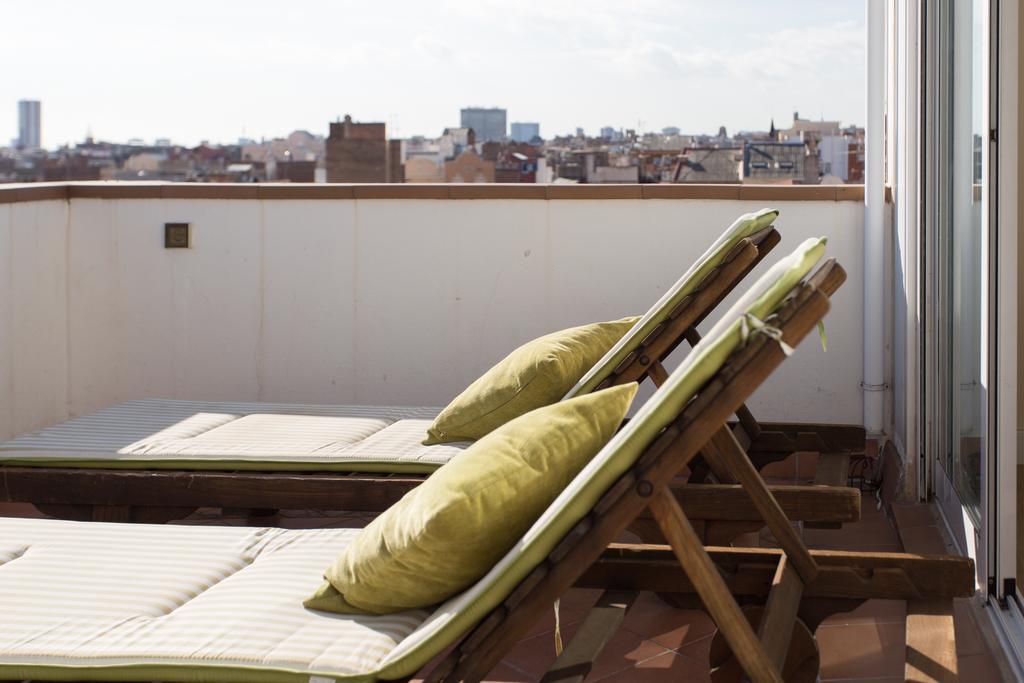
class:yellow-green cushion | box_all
[305,382,638,615]
[423,317,639,445]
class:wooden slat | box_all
[905,599,959,682]
[647,360,670,387]
[540,590,638,683]
[734,403,763,441]
[702,425,819,583]
[649,487,783,683]
[654,483,860,524]
[577,543,976,601]
[757,556,805,671]
[744,422,867,453]
[0,466,426,511]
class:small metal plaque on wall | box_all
[164,223,190,248]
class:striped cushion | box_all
[0,241,826,683]
[0,517,431,682]
[0,399,447,472]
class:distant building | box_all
[404,157,444,183]
[325,115,401,182]
[510,122,540,143]
[225,162,267,183]
[460,107,506,142]
[439,128,475,160]
[592,165,639,183]
[778,111,842,143]
[274,159,317,183]
[17,100,41,150]
[662,126,681,136]
[819,135,850,181]
[553,150,610,182]
[444,149,495,183]
[673,148,743,183]
[600,127,624,142]
[480,141,541,182]
[743,141,806,183]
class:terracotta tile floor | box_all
[0,447,1012,681]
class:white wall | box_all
[0,200,70,439]
[0,196,866,439]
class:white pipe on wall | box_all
[864,0,886,435]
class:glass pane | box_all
[946,0,985,514]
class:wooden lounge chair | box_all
[430,256,974,683]
[0,253,971,683]
[0,213,862,526]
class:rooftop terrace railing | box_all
[0,182,872,440]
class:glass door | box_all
[927,0,988,572]
[947,0,986,520]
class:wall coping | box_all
[0,181,876,204]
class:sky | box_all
[2,0,865,148]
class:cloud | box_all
[595,19,862,84]
[413,35,454,59]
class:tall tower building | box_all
[18,100,41,150]
[460,107,506,142]
[510,122,540,143]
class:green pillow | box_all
[423,317,639,445]
[305,382,638,615]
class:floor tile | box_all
[503,621,671,681]
[890,502,939,530]
[958,651,1005,680]
[819,599,906,626]
[593,650,711,682]
[759,452,798,479]
[899,525,952,555]
[953,598,988,656]
[620,592,716,650]
[817,621,906,679]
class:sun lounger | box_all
[0,254,971,683]
[0,211,862,524]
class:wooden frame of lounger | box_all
[0,226,863,534]
[418,259,974,683]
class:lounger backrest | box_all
[374,236,828,680]
[564,207,779,400]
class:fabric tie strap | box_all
[553,599,564,655]
[739,313,794,357]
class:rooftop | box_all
[0,181,1005,681]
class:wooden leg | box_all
[702,426,818,583]
[540,590,638,683]
[649,487,784,683]
[905,599,958,682]
[710,605,820,683]
[647,360,670,387]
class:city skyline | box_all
[2,0,864,148]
